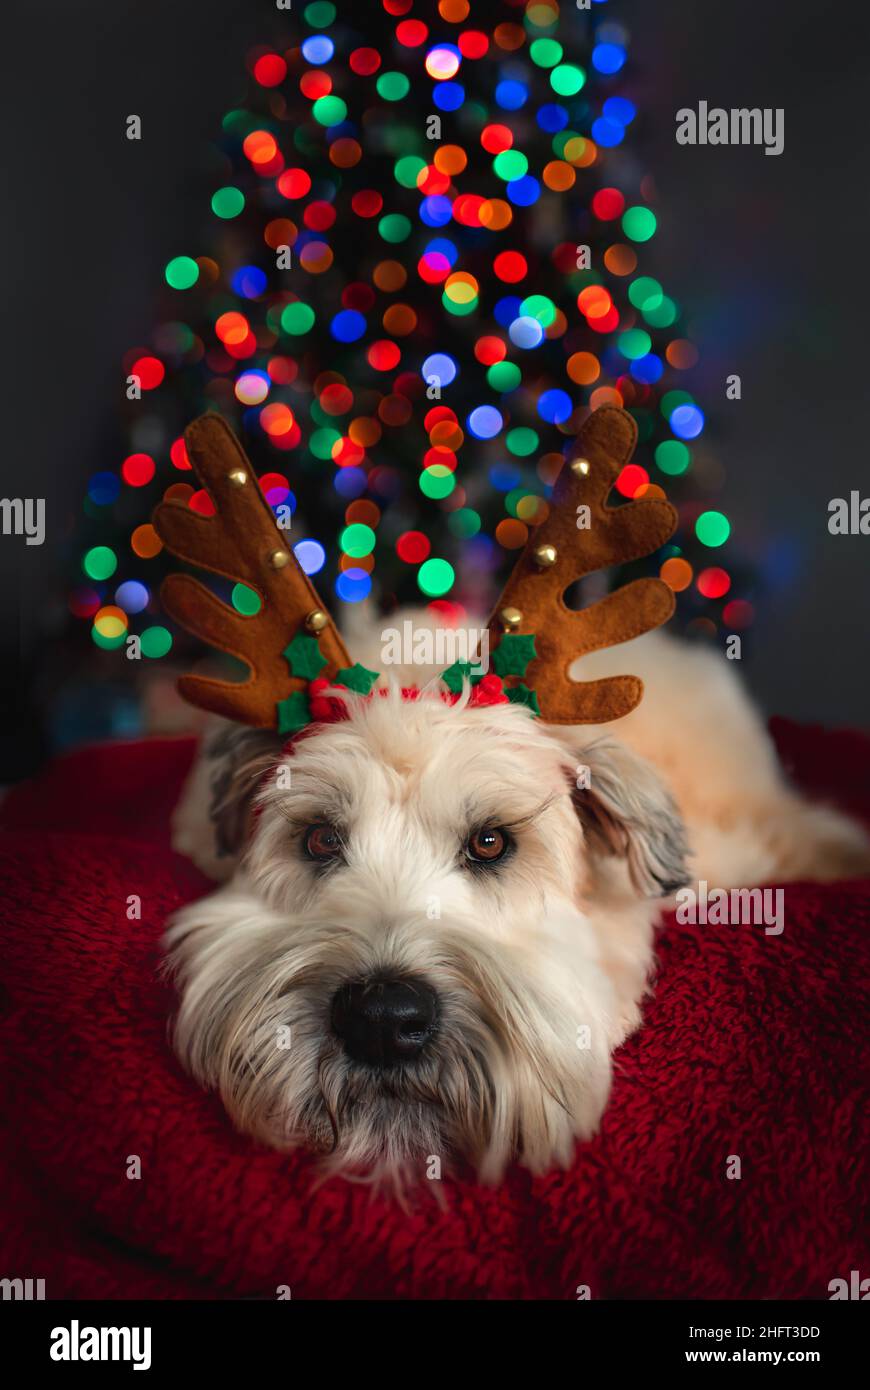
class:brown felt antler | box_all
[153,413,350,728]
[487,406,677,725]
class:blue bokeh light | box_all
[433,82,464,111]
[509,315,545,349]
[294,539,326,576]
[592,43,626,75]
[538,388,574,424]
[331,309,367,342]
[631,353,665,385]
[422,353,458,386]
[670,404,706,439]
[489,463,522,492]
[335,567,372,602]
[592,117,624,147]
[507,175,541,206]
[333,467,367,498]
[495,80,528,110]
[115,580,149,614]
[302,36,334,65]
[537,102,569,132]
[420,195,453,227]
[231,265,267,299]
[493,295,522,328]
[88,472,120,506]
[604,96,636,125]
[467,405,504,439]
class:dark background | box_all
[1,0,868,780]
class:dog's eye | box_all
[465,826,511,866]
[304,824,343,861]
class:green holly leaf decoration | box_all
[283,632,327,681]
[335,663,380,695]
[441,660,487,691]
[276,690,311,736]
[506,683,542,717]
[491,633,538,679]
[440,660,473,693]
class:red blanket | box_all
[1,724,868,1300]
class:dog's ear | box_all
[204,724,285,858]
[569,739,690,897]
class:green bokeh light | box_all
[448,508,481,539]
[281,301,315,335]
[419,466,455,500]
[312,95,347,127]
[340,523,376,557]
[487,361,522,392]
[83,546,117,581]
[506,427,539,457]
[211,187,245,220]
[91,626,126,651]
[552,129,579,159]
[304,1,336,24]
[442,290,477,316]
[628,277,663,312]
[622,206,658,242]
[165,256,199,290]
[695,511,731,548]
[310,427,341,459]
[530,38,563,67]
[643,295,678,328]
[417,557,455,597]
[493,149,529,181]
[520,294,556,326]
[550,64,586,96]
[394,155,426,188]
[379,213,412,244]
[378,72,410,101]
[504,487,528,518]
[140,626,173,659]
[655,440,691,475]
[618,328,652,361]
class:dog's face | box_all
[166,687,687,1188]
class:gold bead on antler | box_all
[305,609,329,634]
[532,544,558,569]
[153,413,352,729]
[483,408,679,726]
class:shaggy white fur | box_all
[167,621,869,1188]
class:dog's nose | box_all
[331,977,437,1067]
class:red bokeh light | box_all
[493,251,527,283]
[130,356,164,391]
[396,531,431,564]
[121,453,156,487]
[591,187,626,221]
[253,54,287,88]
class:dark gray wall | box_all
[1,0,867,779]
[620,0,870,724]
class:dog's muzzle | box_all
[330,976,438,1068]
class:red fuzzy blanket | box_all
[1,722,868,1300]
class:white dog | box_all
[167,618,869,1189]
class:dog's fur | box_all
[167,620,870,1188]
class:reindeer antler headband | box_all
[153,407,677,732]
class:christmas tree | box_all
[68,0,753,719]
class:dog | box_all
[166,615,870,1189]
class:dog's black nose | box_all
[331,977,437,1067]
